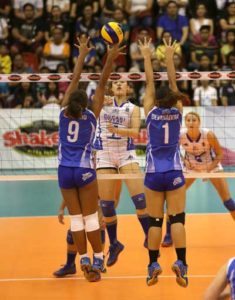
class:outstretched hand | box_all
[74,35,94,56]
[163,37,177,58]
[107,43,126,60]
[138,37,152,57]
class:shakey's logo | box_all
[3,120,59,157]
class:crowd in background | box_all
[0,0,234,108]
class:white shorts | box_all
[183,162,223,174]
[96,150,139,170]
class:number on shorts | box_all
[162,122,169,144]
[67,121,79,142]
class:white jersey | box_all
[180,128,222,172]
[93,99,136,152]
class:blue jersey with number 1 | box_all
[145,106,182,173]
[58,108,97,168]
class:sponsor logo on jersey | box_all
[126,155,134,160]
[3,120,58,157]
[82,172,93,181]
[173,176,183,186]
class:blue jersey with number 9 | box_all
[58,108,97,168]
[145,106,182,173]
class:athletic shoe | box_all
[53,264,76,277]
[146,262,162,286]
[161,234,173,247]
[106,241,124,267]
[93,257,105,273]
[172,260,188,287]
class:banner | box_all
[0,107,235,169]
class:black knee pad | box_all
[148,216,164,228]
[169,212,185,225]
[66,229,75,245]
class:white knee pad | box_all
[70,214,84,232]
[84,212,99,232]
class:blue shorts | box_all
[58,165,96,189]
[144,170,185,192]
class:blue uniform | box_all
[58,108,97,189]
[227,257,235,300]
[144,106,184,191]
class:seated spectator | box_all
[173,53,189,94]
[99,0,127,24]
[39,82,61,107]
[13,0,43,20]
[21,95,34,108]
[46,0,70,18]
[156,31,182,68]
[112,8,130,41]
[188,0,217,19]
[220,81,235,106]
[189,3,213,38]
[193,80,218,106]
[157,1,189,46]
[56,63,70,100]
[12,54,33,73]
[0,16,9,44]
[11,3,44,56]
[35,66,50,107]
[0,0,11,18]
[156,0,189,16]
[70,0,99,19]
[0,43,11,74]
[219,2,235,42]
[43,27,70,71]
[222,51,235,70]
[126,0,153,27]
[45,5,70,43]
[221,30,235,65]
[190,25,218,68]
[72,34,97,66]
[11,82,37,108]
[130,27,155,71]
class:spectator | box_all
[156,31,182,68]
[173,53,189,94]
[157,1,189,46]
[190,25,218,68]
[112,8,130,41]
[220,81,235,106]
[126,0,153,27]
[46,0,70,18]
[11,3,44,56]
[0,0,11,18]
[72,34,97,66]
[193,80,218,106]
[99,0,127,24]
[70,0,99,18]
[13,0,43,20]
[0,43,11,74]
[219,2,235,42]
[21,95,34,108]
[40,82,61,107]
[130,27,155,71]
[43,27,70,72]
[221,30,235,65]
[56,63,70,100]
[156,0,189,16]
[35,66,50,107]
[189,3,214,38]
[0,17,9,44]
[45,5,70,43]
[12,54,33,73]
[222,51,235,70]
[11,82,37,108]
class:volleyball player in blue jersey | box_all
[139,37,188,287]
[58,35,124,282]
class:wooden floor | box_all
[0,214,234,300]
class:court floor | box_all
[0,179,235,300]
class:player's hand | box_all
[138,37,152,58]
[107,122,116,134]
[58,209,65,224]
[74,36,94,56]
[163,37,178,58]
[107,44,126,60]
[103,95,113,106]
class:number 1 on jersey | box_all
[67,121,79,142]
[162,122,169,144]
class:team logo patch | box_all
[82,172,93,181]
[173,176,183,186]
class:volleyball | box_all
[101,22,124,45]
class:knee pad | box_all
[84,212,100,232]
[131,193,146,210]
[66,229,75,245]
[169,212,185,225]
[100,200,116,217]
[70,214,84,232]
[223,198,235,211]
[148,216,163,228]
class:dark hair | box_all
[166,1,178,8]
[156,86,181,108]
[23,3,35,10]
[199,25,211,32]
[67,89,88,118]
[226,29,235,37]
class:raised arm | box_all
[138,37,155,116]
[92,44,125,118]
[61,36,92,107]
[163,38,178,93]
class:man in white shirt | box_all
[193,80,218,106]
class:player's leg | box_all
[166,171,188,288]
[144,172,165,286]
[210,178,235,220]
[97,168,124,267]
[162,178,195,247]
[120,162,149,247]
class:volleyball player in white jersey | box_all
[162,111,235,247]
[204,257,235,300]
[93,82,149,267]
